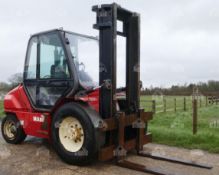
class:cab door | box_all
[24,31,74,110]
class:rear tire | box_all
[51,103,97,165]
[1,114,26,144]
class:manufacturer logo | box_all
[33,115,45,123]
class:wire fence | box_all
[140,95,218,114]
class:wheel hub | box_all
[71,126,83,142]
[4,121,17,140]
[59,116,84,152]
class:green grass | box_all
[148,105,219,153]
[0,101,4,118]
[140,95,219,153]
[140,95,197,112]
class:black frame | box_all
[93,3,140,118]
[23,29,97,111]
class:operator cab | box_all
[23,29,99,110]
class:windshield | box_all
[65,32,99,89]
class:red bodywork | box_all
[4,84,100,139]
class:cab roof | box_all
[31,28,98,41]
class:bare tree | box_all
[8,73,23,88]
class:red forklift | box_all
[1,3,212,175]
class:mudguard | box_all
[72,102,105,149]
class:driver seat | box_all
[50,65,67,79]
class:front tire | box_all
[51,103,97,165]
[1,114,26,144]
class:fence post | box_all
[152,100,156,114]
[205,96,208,107]
[174,98,176,112]
[193,99,197,135]
[200,98,202,108]
[183,97,186,111]
[163,98,166,113]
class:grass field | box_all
[0,101,4,117]
[141,96,219,153]
[140,95,207,113]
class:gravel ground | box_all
[0,130,219,175]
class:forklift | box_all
[1,3,212,175]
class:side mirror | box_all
[79,62,85,71]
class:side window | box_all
[39,34,70,79]
[25,37,37,79]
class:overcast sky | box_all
[0,0,219,88]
